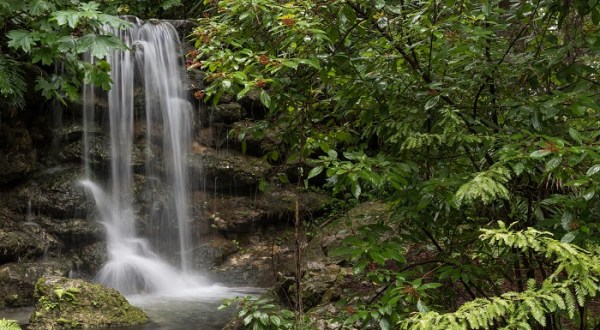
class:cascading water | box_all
[81,19,199,295]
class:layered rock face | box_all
[0,20,329,310]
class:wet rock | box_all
[0,208,52,263]
[228,120,282,157]
[0,261,71,308]
[36,215,104,246]
[28,276,148,329]
[190,235,239,270]
[205,102,243,124]
[11,166,91,218]
[72,242,107,277]
[210,233,295,287]
[299,264,348,309]
[189,149,271,191]
[0,151,37,184]
[0,229,49,264]
[239,89,268,120]
[52,123,110,169]
[0,123,37,183]
[168,19,198,41]
[205,187,329,234]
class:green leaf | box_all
[221,79,232,89]
[281,59,299,69]
[88,34,127,58]
[52,9,80,28]
[424,95,440,110]
[269,315,281,327]
[299,57,321,70]
[569,128,583,145]
[351,182,361,198]
[307,166,323,179]
[530,150,551,158]
[259,89,271,109]
[258,313,269,326]
[379,318,391,330]
[586,164,600,177]
[545,156,562,172]
[7,30,36,52]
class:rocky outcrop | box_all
[273,201,390,313]
[209,231,296,287]
[0,208,52,264]
[189,149,271,191]
[8,166,90,218]
[28,276,148,329]
[204,187,329,234]
[0,261,71,308]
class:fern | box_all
[0,55,27,109]
[0,319,22,330]
[455,166,511,206]
[401,222,600,329]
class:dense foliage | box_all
[192,0,600,328]
[3,0,600,327]
[0,0,193,111]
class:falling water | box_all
[81,19,197,294]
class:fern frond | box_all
[455,166,511,206]
[0,55,27,109]
[402,224,600,329]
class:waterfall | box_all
[81,19,198,294]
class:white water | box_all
[81,20,199,295]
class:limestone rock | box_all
[28,276,148,329]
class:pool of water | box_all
[0,286,264,330]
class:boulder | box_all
[28,276,148,329]
[0,261,71,308]
[210,233,295,287]
[72,242,107,277]
[189,235,239,271]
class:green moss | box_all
[28,276,148,330]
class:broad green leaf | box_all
[52,10,80,28]
[7,30,36,52]
[351,181,361,198]
[530,150,551,158]
[424,95,440,110]
[307,166,323,179]
[586,164,600,177]
[259,89,271,109]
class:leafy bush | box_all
[220,296,296,330]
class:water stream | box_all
[78,19,255,327]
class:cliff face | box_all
[0,19,329,309]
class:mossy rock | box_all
[28,276,148,329]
